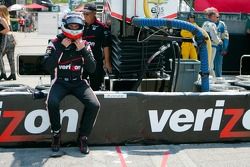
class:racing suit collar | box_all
[56,33,66,40]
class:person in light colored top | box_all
[202,9,222,77]
[214,11,229,77]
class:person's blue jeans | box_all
[214,46,223,77]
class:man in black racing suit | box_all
[43,13,100,154]
[81,3,112,90]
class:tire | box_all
[222,76,239,85]
[0,84,30,92]
[210,77,230,85]
[210,85,246,92]
[35,84,51,91]
[235,75,250,81]
[234,81,250,90]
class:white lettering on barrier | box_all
[169,109,194,132]
[104,94,127,98]
[149,100,226,133]
[60,109,78,132]
[24,109,50,134]
[193,100,224,131]
[194,109,213,131]
[242,109,250,130]
[149,110,172,132]
[211,108,223,131]
[24,109,79,134]
[211,100,225,130]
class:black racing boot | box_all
[79,136,89,154]
[0,73,7,80]
[6,74,16,80]
[51,130,61,152]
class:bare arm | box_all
[0,17,10,34]
[103,46,112,73]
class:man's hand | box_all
[218,40,223,45]
[74,39,85,51]
[247,28,250,34]
[104,62,112,74]
[61,38,72,48]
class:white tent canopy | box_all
[8,4,24,11]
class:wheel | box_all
[35,84,51,91]
[234,81,250,90]
[210,84,246,92]
[0,84,30,92]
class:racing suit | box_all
[214,20,229,77]
[43,34,100,137]
[82,18,112,90]
[202,20,222,77]
[180,22,198,60]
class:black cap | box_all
[83,3,97,12]
[187,13,195,19]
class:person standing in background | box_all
[18,16,25,32]
[31,13,36,31]
[202,8,222,77]
[80,3,112,91]
[180,13,198,60]
[0,5,16,80]
[214,11,229,77]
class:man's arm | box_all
[246,19,250,34]
[221,22,229,54]
[102,27,112,73]
[0,17,10,34]
[103,46,112,73]
[43,39,65,74]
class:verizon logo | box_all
[58,64,81,71]
[148,100,250,138]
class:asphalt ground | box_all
[1,32,250,167]
[1,143,250,167]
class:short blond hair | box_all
[205,7,218,13]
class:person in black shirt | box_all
[43,12,100,154]
[80,3,112,90]
[0,5,16,80]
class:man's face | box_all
[215,13,220,22]
[188,17,195,23]
[83,11,96,24]
[68,23,80,30]
[209,13,218,22]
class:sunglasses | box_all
[83,12,91,16]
